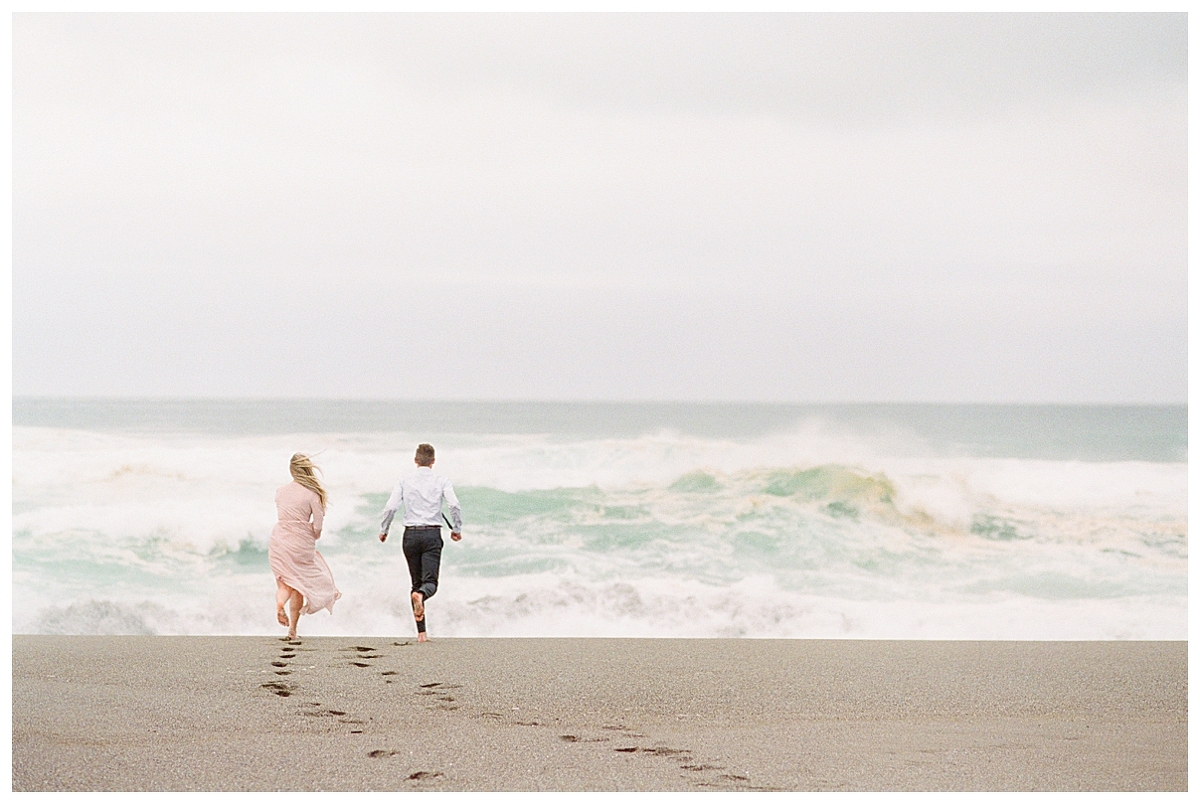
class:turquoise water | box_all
[14,398,1186,461]
[11,399,1188,638]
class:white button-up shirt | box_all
[380,466,462,535]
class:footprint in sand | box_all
[341,647,379,667]
[300,705,348,718]
[559,734,608,743]
[608,742,759,789]
[261,681,293,697]
[601,725,645,737]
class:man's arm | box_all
[379,479,404,542]
[443,482,463,541]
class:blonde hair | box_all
[289,453,328,509]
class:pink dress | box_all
[269,482,340,615]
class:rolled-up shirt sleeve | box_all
[380,479,404,535]
[443,482,462,531]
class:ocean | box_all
[11,399,1187,639]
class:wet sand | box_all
[12,636,1186,791]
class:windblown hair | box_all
[289,453,328,509]
[415,443,436,466]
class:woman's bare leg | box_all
[286,589,303,640]
[275,580,292,627]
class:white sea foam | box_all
[16,573,1184,640]
[11,421,1188,639]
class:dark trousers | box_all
[402,527,443,602]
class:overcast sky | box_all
[12,13,1187,403]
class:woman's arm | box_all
[311,493,325,539]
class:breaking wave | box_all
[11,405,1187,639]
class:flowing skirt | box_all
[268,522,341,615]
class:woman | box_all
[269,453,340,640]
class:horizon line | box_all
[10,395,1188,408]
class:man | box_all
[378,443,462,642]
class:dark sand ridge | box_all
[12,636,1186,791]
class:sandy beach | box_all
[12,636,1186,791]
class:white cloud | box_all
[12,13,1187,402]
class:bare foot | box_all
[276,608,288,627]
[411,591,425,621]
[287,628,297,640]
[417,632,429,642]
